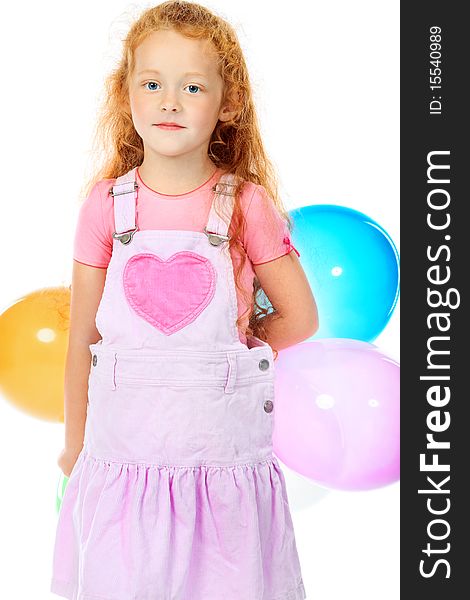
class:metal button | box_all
[92,354,97,367]
[258,358,270,371]
[112,226,138,245]
[264,400,274,413]
[208,234,224,246]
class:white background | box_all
[0,1,399,598]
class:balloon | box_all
[272,339,399,490]
[56,473,69,514]
[288,204,399,341]
[0,286,70,422]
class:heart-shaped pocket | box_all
[123,251,216,335]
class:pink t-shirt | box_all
[73,166,299,345]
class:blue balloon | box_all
[287,204,399,341]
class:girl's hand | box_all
[57,446,82,478]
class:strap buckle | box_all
[112,227,139,245]
[211,181,237,196]
[203,227,231,246]
[108,181,139,197]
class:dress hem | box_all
[50,578,307,600]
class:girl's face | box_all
[128,29,233,161]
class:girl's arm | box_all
[253,251,319,351]
[63,260,107,452]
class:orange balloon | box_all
[0,286,70,422]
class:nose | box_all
[160,91,181,112]
[161,102,179,112]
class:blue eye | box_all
[143,82,201,94]
[185,84,201,94]
[145,82,160,91]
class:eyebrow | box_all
[137,69,208,77]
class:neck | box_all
[138,155,219,195]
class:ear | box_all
[218,90,242,123]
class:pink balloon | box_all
[273,339,399,490]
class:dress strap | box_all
[203,173,239,246]
[109,167,240,246]
[109,167,139,245]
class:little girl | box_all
[51,2,318,599]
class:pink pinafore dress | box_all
[50,167,307,600]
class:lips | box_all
[155,123,184,128]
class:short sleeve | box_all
[243,184,300,266]
[73,180,113,268]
